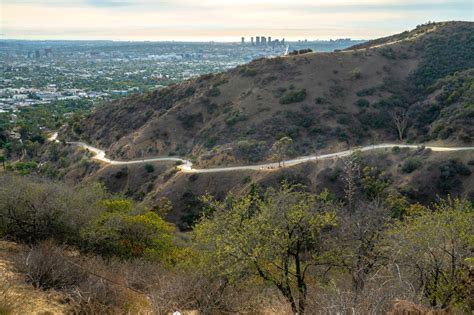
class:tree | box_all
[390,108,409,141]
[387,198,473,308]
[342,155,361,213]
[0,155,5,170]
[81,208,175,260]
[195,183,338,314]
[336,199,391,298]
[271,136,293,167]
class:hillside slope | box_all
[68,21,473,167]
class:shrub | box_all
[144,164,155,173]
[438,159,472,193]
[401,158,422,173]
[236,139,267,162]
[81,209,175,260]
[13,161,38,175]
[350,68,362,79]
[207,87,221,97]
[315,96,326,104]
[0,277,21,315]
[392,146,401,154]
[184,87,196,97]
[225,111,247,126]
[280,89,307,104]
[356,87,377,97]
[17,241,87,290]
[239,67,258,77]
[0,176,102,243]
[355,98,370,108]
[177,112,203,130]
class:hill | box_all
[66,21,473,168]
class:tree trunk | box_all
[294,244,307,314]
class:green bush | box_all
[144,164,155,173]
[207,87,221,97]
[13,161,38,175]
[239,67,258,77]
[184,87,196,97]
[81,209,174,260]
[356,87,377,97]
[177,113,203,130]
[355,98,370,108]
[236,139,267,162]
[280,89,307,104]
[350,68,362,79]
[438,159,472,193]
[402,158,422,173]
[225,111,247,126]
[314,96,326,104]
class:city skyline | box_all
[1,0,473,41]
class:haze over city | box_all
[2,0,473,41]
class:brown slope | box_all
[71,21,473,167]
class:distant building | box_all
[261,36,267,45]
[35,50,40,58]
[268,36,272,45]
[45,48,52,57]
[241,37,245,45]
[256,36,260,46]
[251,37,254,45]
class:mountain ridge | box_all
[66,21,473,168]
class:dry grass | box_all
[0,277,22,315]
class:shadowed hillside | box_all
[67,21,473,168]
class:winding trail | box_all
[54,134,473,174]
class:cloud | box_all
[2,0,472,40]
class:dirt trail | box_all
[62,137,474,174]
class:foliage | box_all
[355,98,370,108]
[195,183,338,314]
[271,136,293,166]
[224,111,247,126]
[207,87,221,97]
[81,208,175,260]
[235,139,268,162]
[401,158,422,173]
[177,112,203,130]
[412,24,474,90]
[387,198,474,308]
[239,67,258,77]
[350,68,362,79]
[279,89,307,104]
[356,87,377,97]
[0,175,176,262]
[144,163,155,173]
[361,166,390,200]
[438,159,471,193]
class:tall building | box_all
[241,37,245,45]
[256,36,260,46]
[268,36,272,45]
[35,50,40,58]
[251,37,254,45]
[261,36,266,45]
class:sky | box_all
[1,0,473,41]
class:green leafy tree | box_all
[387,198,473,308]
[81,200,175,260]
[0,155,5,170]
[271,136,293,167]
[195,183,338,314]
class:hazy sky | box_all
[1,0,473,41]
